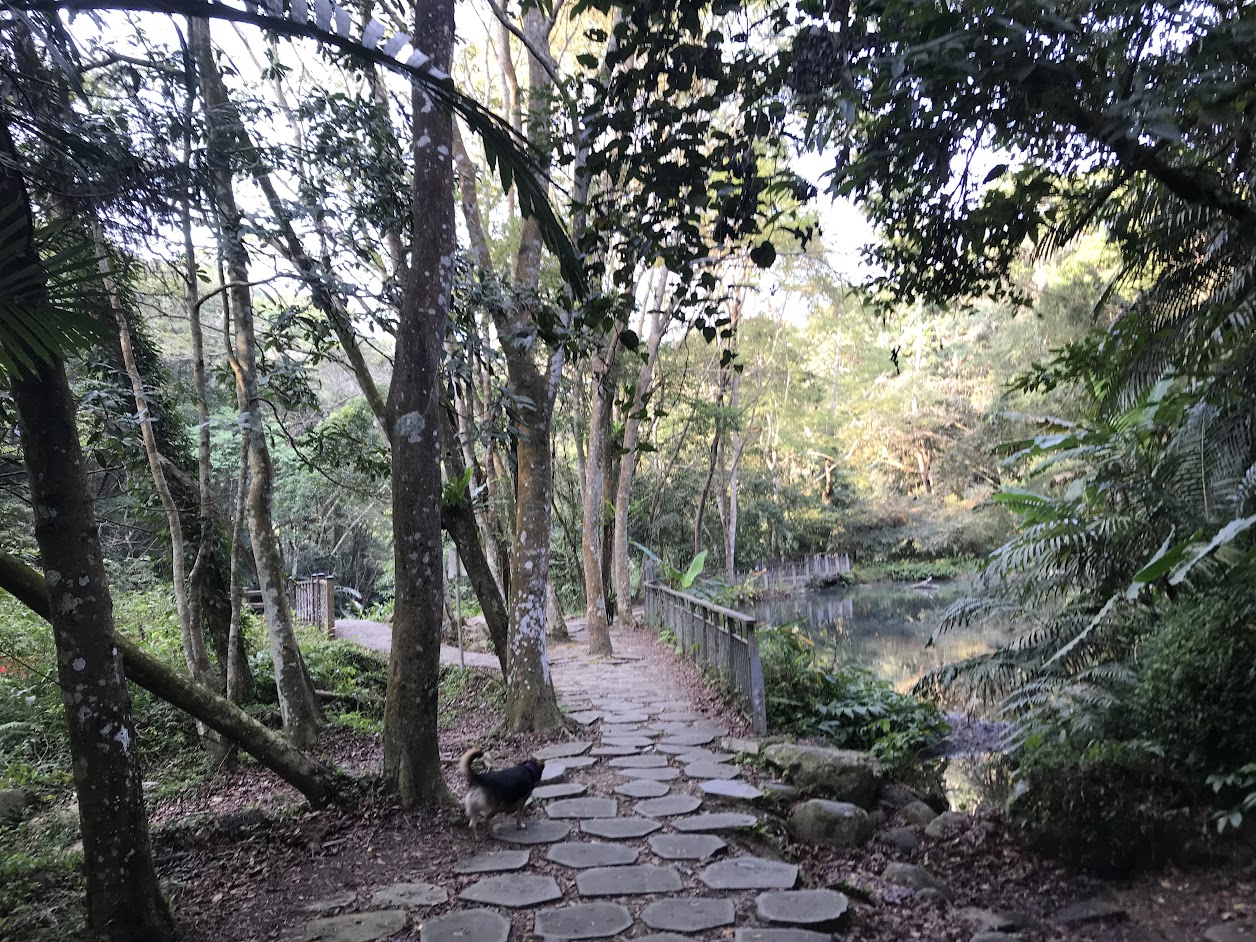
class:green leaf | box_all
[1169,514,1256,586]
[679,550,707,589]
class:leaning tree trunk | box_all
[1,124,174,942]
[101,232,217,690]
[381,0,456,805]
[582,352,614,655]
[191,17,320,747]
[440,398,510,674]
[0,552,345,806]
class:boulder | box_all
[788,799,874,848]
[879,781,925,809]
[924,810,968,839]
[878,827,919,853]
[882,862,952,900]
[898,800,937,827]
[0,788,28,821]
[762,743,882,807]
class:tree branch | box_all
[483,0,572,111]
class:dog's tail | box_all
[460,748,484,785]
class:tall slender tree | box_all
[189,17,322,747]
[381,0,457,801]
[0,115,175,942]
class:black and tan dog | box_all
[459,748,545,838]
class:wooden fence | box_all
[245,575,335,635]
[643,581,767,735]
[740,552,851,592]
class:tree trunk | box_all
[226,423,255,703]
[501,352,565,731]
[440,399,510,675]
[102,232,217,689]
[381,0,456,805]
[547,582,570,641]
[613,298,667,626]
[0,125,174,942]
[191,18,321,748]
[0,553,345,807]
[583,354,613,655]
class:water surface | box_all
[744,581,1003,693]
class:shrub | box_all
[249,627,388,728]
[1009,740,1200,872]
[0,595,70,794]
[759,624,950,767]
[1126,577,1256,771]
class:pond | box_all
[743,581,1003,694]
[745,581,1014,808]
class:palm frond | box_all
[0,212,111,376]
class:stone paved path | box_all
[311,618,847,941]
[334,618,502,671]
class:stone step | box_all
[575,864,684,897]
[641,897,736,933]
[672,812,758,832]
[612,779,671,799]
[634,794,703,817]
[545,797,618,820]
[419,908,510,942]
[451,850,531,874]
[545,841,639,869]
[580,817,662,840]
[533,902,634,940]
[458,873,562,908]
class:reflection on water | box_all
[745,581,1004,693]
[746,581,1014,810]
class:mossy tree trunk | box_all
[380,0,456,805]
[1,119,175,942]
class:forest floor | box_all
[125,621,1256,942]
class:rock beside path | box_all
[878,826,920,853]
[789,799,874,848]
[1052,896,1127,926]
[882,862,952,900]
[924,809,969,839]
[762,743,882,806]
[898,800,937,826]
[0,788,28,821]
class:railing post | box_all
[746,617,767,735]
[323,577,335,636]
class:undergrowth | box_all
[759,624,950,767]
[439,665,504,729]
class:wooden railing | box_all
[643,582,767,735]
[245,575,335,636]
[740,552,851,591]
